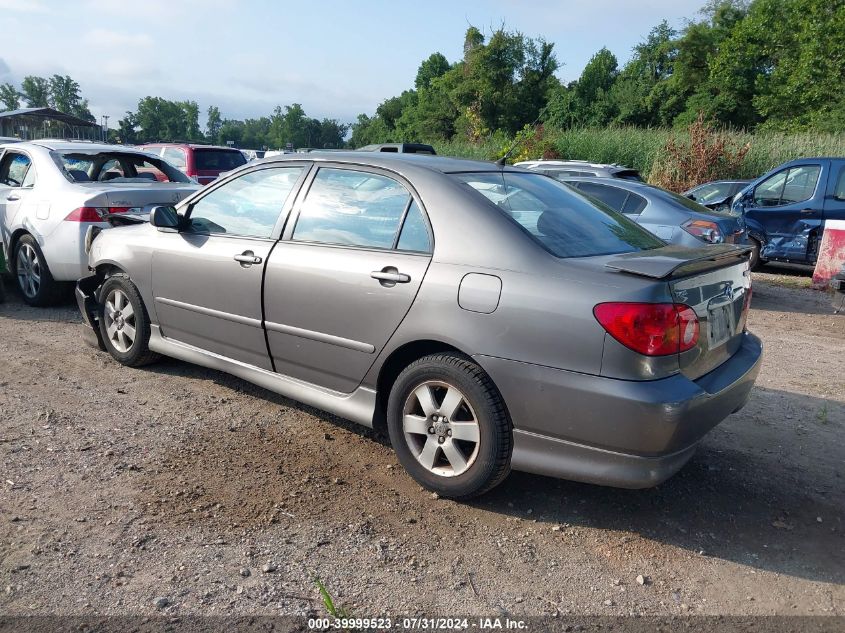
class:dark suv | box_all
[141,143,247,185]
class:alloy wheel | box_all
[104,288,137,353]
[402,380,481,477]
[16,243,41,299]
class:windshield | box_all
[194,149,247,171]
[52,151,191,184]
[454,172,664,258]
[662,188,732,216]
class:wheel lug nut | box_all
[428,427,435,434]
[447,429,452,436]
[438,437,445,444]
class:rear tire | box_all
[386,353,512,499]
[97,274,160,367]
[13,235,65,306]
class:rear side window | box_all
[622,192,647,215]
[162,147,187,170]
[293,168,412,249]
[397,200,431,252]
[833,168,845,201]
[194,149,247,171]
[0,152,33,187]
[577,182,628,212]
[454,172,663,258]
[186,167,303,238]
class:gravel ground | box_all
[0,270,843,619]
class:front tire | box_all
[97,274,160,367]
[749,238,764,271]
[386,353,512,499]
[14,235,64,306]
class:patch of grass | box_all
[435,124,845,190]
[816,402,829,425]
[314,577,350,618]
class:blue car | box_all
[732,158,845,268]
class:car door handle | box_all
[800,208,815,213]
[371,268,411,284]
[234,252,262,265]
[6,194,20,202]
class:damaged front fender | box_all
[759,218,821,263]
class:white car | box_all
[0,141,200,306]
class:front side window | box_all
[293,168,413,249]
[754,165,820,207]
[454,172,663,258]
[186,167,303,238]
[0,153,33,187]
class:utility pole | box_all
[103,115,110,142]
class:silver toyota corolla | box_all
[77,153,763,499]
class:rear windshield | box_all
[454,172,664,258]
[194,149,247,171]
[51,151,191,184]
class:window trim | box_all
[181,163,311,241]
[753,164,821,208]
[282,162,433,255]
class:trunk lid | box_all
[607,244,753,379]
[79,182,199,211]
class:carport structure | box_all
[0,107,101,141]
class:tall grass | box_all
[435,125,845,187]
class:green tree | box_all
[206,105,222,144]
[20,76,50,108]
[415,52,450,90]
[0,82,20,111]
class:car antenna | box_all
[495,115,542,167]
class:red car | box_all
[140,143,247,185]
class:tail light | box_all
[593,302,699,356]
[682,219,723,243]
[65,206,137,222]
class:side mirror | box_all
[149,205,180,230]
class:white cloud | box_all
[0,0,47,12]
[82,29,153,48]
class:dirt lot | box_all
[0,271,843,619]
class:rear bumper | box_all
[476,332,763,488]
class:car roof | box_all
[12,140,155,154]
[257,151,523,175]
[142,142,242,151]
[514,159,636,171]
[561,175,654,189]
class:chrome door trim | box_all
[148,325,377,427]
[264,320,376,354]
[155,296,263,329]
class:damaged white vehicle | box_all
[0,140,199,306]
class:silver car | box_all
[0,141,199,305]
[77,153,762,499]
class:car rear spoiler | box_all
[605,244,753,279]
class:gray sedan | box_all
[76,153,762,499]
[558,177,746,247]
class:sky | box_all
[0,0,706,128]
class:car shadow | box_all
[473,386,844,586]
[142,350,844,586]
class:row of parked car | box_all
[515,158,845,271]
[0,138,770,499]
[1,136,841,499]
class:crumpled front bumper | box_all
[76,274,106,350]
